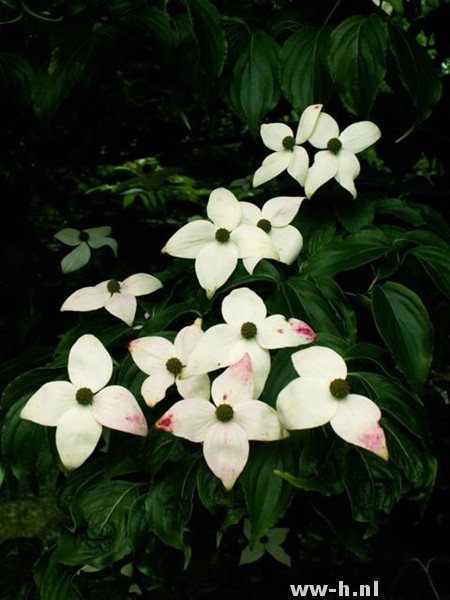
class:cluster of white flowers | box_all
[253,103,381,199]
[22,104,387,490]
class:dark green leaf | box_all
[139,302,201,336]
[329,14,388,116]
[185,0,227,77]
[371,282,434,390]
[280,27,333,110]
[353,372,430,442]
[145,460,199,567]
[34,551,82,600]
[56,480,139,568]
[301,228,392,278]
[334,196,374,232]
[275,430,348,497]
[240,440,297,543]
[2,397,57,490]
[268,277,356,343]
[0,53,34,105]
[343,449,403,524]
[383,420,436,502]
[374,198,426,226]
[226,30,280,135]
[388,23,442,126]
[33,18,115,121]
[407,245,450,299]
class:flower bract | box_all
[304,112,381,198]
[156,354,284,490]
[161,188,278,298]
[183,287,315,397]
[252,104,323,187]
[20,334,148,469]
[129,318,210,406]
[276,346,388,459]
[240,196,304,273]
[54,226,118,273]
[61,273,163,326]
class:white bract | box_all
[20,334,148,469]
[129,318,210,406]
[276,346,388,459]
[183,287,315,397]
[161,188,278,298]
[156,354,284,490]
[240,196,304,274]
[54,226,118,274]
[252,104,323,187]
[304,112,381,198]
[61,273,163,326]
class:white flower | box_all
[182,287,315,398]
[161,188,278,298]
[61,273,163,326]
[276,346,388,460]
[156,354,284,490]
[20,334,147,469]
[240,196,304,274]
[304,112,381,198]
[129,318,210,406]
[54,226,118,274]
[252,104,323,187]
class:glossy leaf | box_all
[184,0,227,77]
[353,372,430,442]
[301,228,392,278]
[388,22,442,126]
[371,282,434,390]
[280,26,333,110]
[343,449,403,524]
[407,245,450,299]
[226,29,280,135]
[240,440,297,544]
[56,481,140,568]
[267,277,357,343]
[34,551,83,600]
[329,14,388,116]
[145,461,199,567]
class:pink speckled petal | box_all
[203,421,249,490]
[93,385,148,436]
[211,354,254,407]
[330,394,388,460]
[155,399,215,442]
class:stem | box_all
[322,0,343,29]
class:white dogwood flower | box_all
[156,354,284,490]
[54,226,118,273]
[20,334,148,469]
[61,273,163,326]
[161,188,278,298]
[240,196,304,274]
[276,346,388,459]
[183,287,315,397]
[304,112,381,198]
[252,104,323,187]
[129,319,210,406]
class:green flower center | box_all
[76,387,94,406]
[107,279,121,294]
[257,218,272,233]
[282,136,296,151]
[241,321,257,339]
[215,228,230,243]
[166,357,183,377]
[329,378,350,399]
[216,404,234,422]
[327,138,342,154]
[79,231,90,242]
